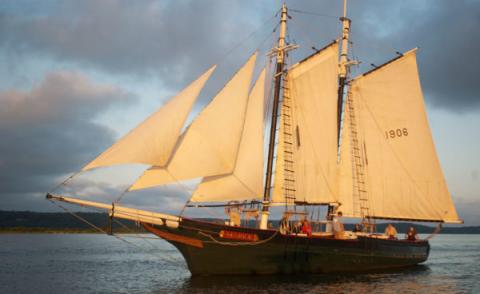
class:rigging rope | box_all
[289,8,339,19]
[425,223,443,240]
[111,217,185,265]
[215,9,279,66]
[48,9,279,206]
[48,199,138,247]
[48,199,186,268]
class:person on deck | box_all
[279,216,290,235]
[332,211,345,238]
[353,223,362,233]
[293,220,302,234]
[301,219,312,236]
[406,226,418,241]
[384,223,398,239]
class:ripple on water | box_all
[0,234,479,293]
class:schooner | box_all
[47,1,462,275]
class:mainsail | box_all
[129,53,257,191]
[272,42,339,204]
[82,66,216,171]
[190,69,266,202]
[337,49,461,223]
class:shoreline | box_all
[0,228,146,234]
[1,228,479,235]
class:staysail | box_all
[272,42,339,204]
[190,69,266,202]
[129,53,257,191]
[338,49,461,223]
[82,66,216,171]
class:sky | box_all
[0,0,479,225]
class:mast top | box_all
[276,2,288,64]
[339,0,351,79]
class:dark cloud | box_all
[2,1,477,111]
[288,0,480,112]
[0,71,134,201]
[0,0,271,88]
[454,198,480,226]
[0,1,478,223]
[58,176,192,214]
[411,1,480,111]
[351,0,480,111]
[2,192,59,211]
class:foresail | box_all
[284,42,339,204]
[129,53,257,191]
[82,66,216,171]
[338,49,461,223]
[190,69,266,202]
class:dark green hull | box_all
[143,218,429,276]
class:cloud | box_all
[454,198,480,226]
[288,0,480,112]
[0,1,478,224]
[1,1,478,112]
[0,70,134,199]
[352,0,480,112]
[0,0,269,87]
[59,175,192,214]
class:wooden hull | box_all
[142,218,429,276]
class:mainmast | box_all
[329,0,352,218]
[337,0,373,230]
[337,0,351,145]
[260,2,288,230]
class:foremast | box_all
[260,2,289,229]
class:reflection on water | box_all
[176,266,461,294]
[0,234,478,293]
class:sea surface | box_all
[0,233,479,293]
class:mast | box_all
[260,2,288,230]
[337,0,351,146]
[329,0,351,219]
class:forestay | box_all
[337,49,461,223]
[190,69,266,202]
[82,66,216,171]
[130,53,257,190]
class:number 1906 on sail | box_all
[385,128,408,139]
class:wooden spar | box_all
[46,193,180,225]
[260,2,288,229]
[331,0,352,217]
[337,0,351,146]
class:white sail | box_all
[129,53,257,191]
[338,49,461,223]
[82,66,216,171]
[273,42,339,204]
[190,69,266,202]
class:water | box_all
[0,234,479,293]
